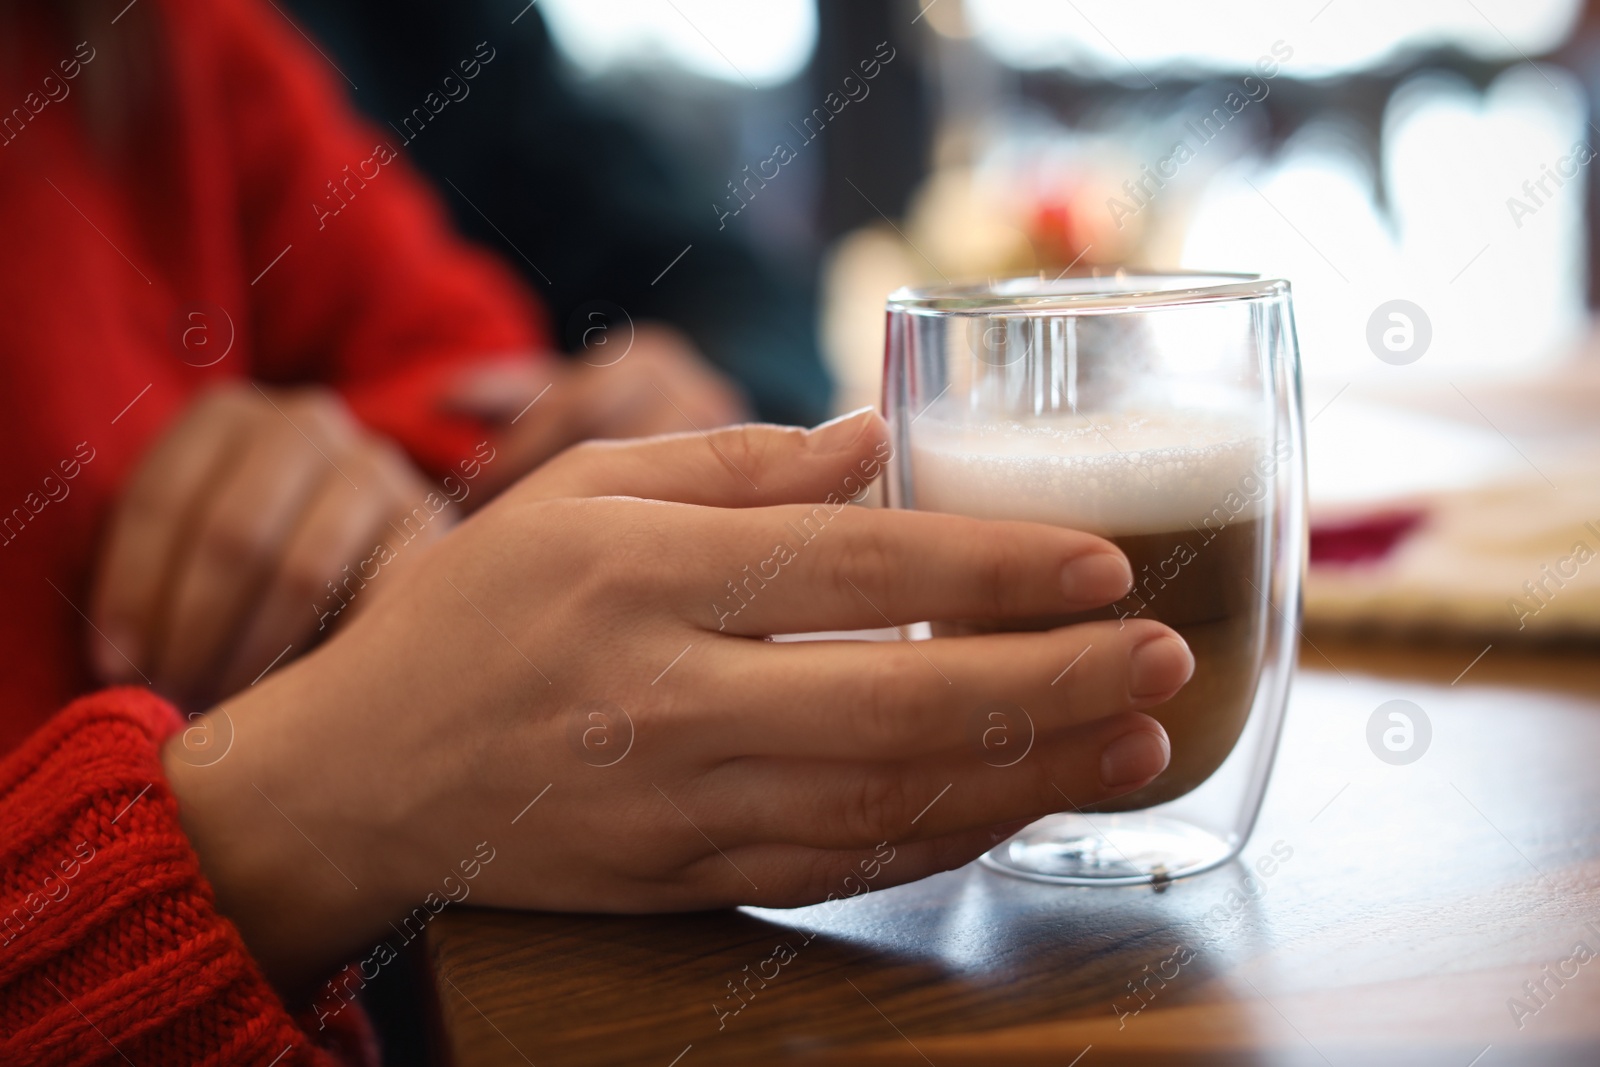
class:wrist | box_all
[160,653,410,999]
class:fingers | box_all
[688,712,1169,852]
[151,426,330,697]
[519,409,891,510]
[213,440,438,695]
[441,357,557,423]
[698,505,1132,637]
[465,364,593,491]
[96,384,424,705]
[591,327,752,436]
[446,330,748,450]
[461,348,754,497]
[150,394,361,696]
[684,620,1193,761]
[90,390,246,682]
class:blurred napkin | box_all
[1307,481,1600,639]
[1303,363,1600,641]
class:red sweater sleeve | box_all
[197,0,549,473]
[0,690,372,1067]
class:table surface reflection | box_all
[426,637,1600,1066]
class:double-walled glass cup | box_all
[882,273,1306,885]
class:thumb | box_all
[515,407,890,508]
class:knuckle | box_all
[198,381,253,416]
[845,772,914,844]
[850,655,915,754]
[354,440,414,500]
[280,550,336,606]
[291,387,340,418]
[288,389,354,440]
[201,515,271,573]
[534,498,651,595]
[828,515,890,605]
[712,426,805,488]
[160,384,249,446]
[531,438,620,499]
[547,438,609,480]
[390,495,435,542]
[626,343,671,371]
[368,437,418,484]
[1012,741,1058,805]
[978,534,1020,618]
[619,690,668,752]
[117,480,182,532]
[601,525,667,597]
[925,832,985,875]
[788,855,855,907]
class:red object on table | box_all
[1309,509,1427,566]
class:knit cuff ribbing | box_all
[0,687,370,1067]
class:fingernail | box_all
[1061,552,1133,602]
[1100,729,1170,788]
[807,407,877,454]
[1129,634,1194,701]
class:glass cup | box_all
[882,273,1306,886]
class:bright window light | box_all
[1179,65,1588,378]
[539,0,817,88]
[965,0,1582,80]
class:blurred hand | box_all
[163,412,1194,995]
[448,322,750,496]
[91,383,451,707]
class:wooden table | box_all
[426,638,1600,1066]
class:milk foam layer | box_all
[908,409,1274,537]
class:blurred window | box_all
[1181,66,1588,377]
[540,0,817,88]
[966,0,1581,80]
[943,0,1590,378]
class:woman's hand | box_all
[90,384,451,708]
[446,323,751,496]
[162,412,1193,996]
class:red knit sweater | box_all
[0,0,545,1062]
